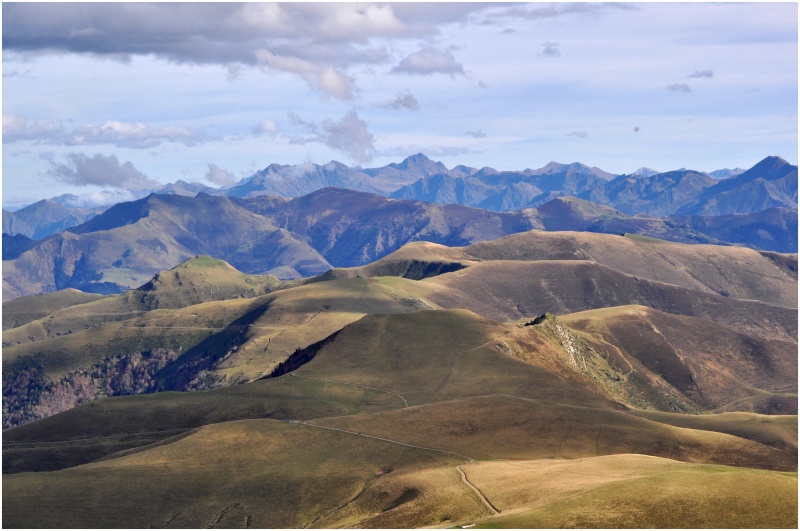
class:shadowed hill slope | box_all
[561,305,797,414]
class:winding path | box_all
[280,330,521,519]
[289,419,500,517]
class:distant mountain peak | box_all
[389,153,448,174]
[631,167,660,177]
[751,155,791,173]
[541,161,567,173]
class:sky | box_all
[2,2,798,208]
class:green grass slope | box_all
[3,374,403,473]
[2,289,104,330]
[3,418,468,528]
[2,276,435,429]
[3,255,281,345]
[4,307,796,528]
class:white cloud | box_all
[205,163,236,186]
[3,116,206,148]
[65,120,206,149]
[48,153,159,190]
[465,130,487,138]
[566,131,589,138]
[289,111,376,163]
[256,48,353,99]
[3,3,492,101]
[251,120,279,138]
[3,115,62,143]
[393,47,464,76]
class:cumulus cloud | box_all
[289,111,376,163]
[205,163,237,186]
[688,69,714,78]
[251,120,279,138]
[566,131,589,138]
[48,153,159,190]
[465,130,487,138]
[255,48,353,99]
[381,91,420,111]
[3,3,494,99]
[64,120,206,148]
[666,83,692,93]
[393,47,464,76]
[4,115,206,148]
[541,42,561,57]
[3,114,62,143]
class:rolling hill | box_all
[2,225,796,528]
[5,228,796,431]
[3,308,797,528]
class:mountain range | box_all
[3,154,795,241]
[5,183,798,301]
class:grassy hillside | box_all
[3,374,403,473]
[411,260,797,342]
[561,305,797,413]
[3,419,467,528]
[461,230,797,308]
[465,455,797,528]
[2,275,436,429]
[3,306,796,528]
[318,394,795,471]
[2,289,104,330]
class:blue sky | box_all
[2,2,798,207]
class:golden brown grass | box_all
[317,394,796,471]
[292,309,612,409]
[3,418,460,528]
[3,373,403,472]
[2,289,104,329]
[463,230,798,308]
[462,455,797,528]
[314,463,491,528]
